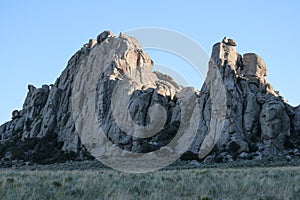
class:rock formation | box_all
[189,39,299,162]
[0,30,299,166]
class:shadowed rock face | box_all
[0,31,299,165]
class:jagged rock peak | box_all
[193,37,298,161]
[0,30,183,164]
[0,33,299,167]
[210,39,270,86]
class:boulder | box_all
[97,30,114,44]
[241,53,267,82]
[11,110,20,120]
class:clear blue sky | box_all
[1,1,299,124]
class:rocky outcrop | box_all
[72,31,182,156]
[0,31,299,165]
[0,31,182,164]
[189,39,299,162]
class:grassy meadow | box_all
[0,166,299,200]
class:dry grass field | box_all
[0,166,299,200]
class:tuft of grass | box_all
[198,197,213,200]
[52,180,62,188]
[6,178,14,184]
[64,176,73,183]
[0,166,299,199]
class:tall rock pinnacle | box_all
[192,38,297,162]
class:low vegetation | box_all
[0,133,86,165]
[0,166,299,200]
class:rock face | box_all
[72,31,182,155]
[0,31,299,165]
[190,40,298,162]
